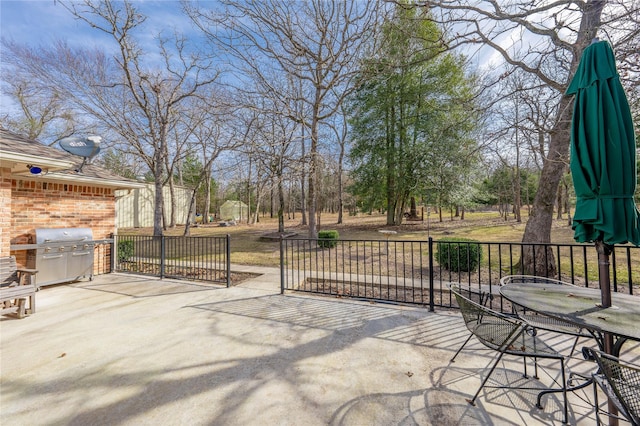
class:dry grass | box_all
[119,209,577,266]
[117,210,640,289]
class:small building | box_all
[0,129,144,267]
[115,184,191,228]
[220,200,248,222]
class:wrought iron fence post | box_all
[429,237,435,312]
[226,234,231,288]
[160,236,165,279]
[110,233,115,273]
[280,236,285,294]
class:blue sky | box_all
[1,1,213,113]
[1,1,199,51]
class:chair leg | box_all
[17,298,26,318]
[568,335,581,357]
[593,380,601,426]
[535,358,568,424]
[531,332,540,379]
[467,350,506,406]
[561,359,568,425]
[451,334,474,363]
[28,293,36,314]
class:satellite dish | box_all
[59,135,102,172]
[59,136,102,159]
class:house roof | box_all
[0,128,145,189]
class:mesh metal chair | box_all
[500,275,592,356]
[450,284,569,424]
[585,348,640,426]
[450,286,495,363]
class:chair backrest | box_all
[450,284,524,352]
[455,286,493,307]
[500,275,577,287]
[0,256,18,286]
[587,348,640,425]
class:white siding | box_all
[115,184,191,228]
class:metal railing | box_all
[280,237,640,312]
[114,234,231,286]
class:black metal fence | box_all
[113,234,231,286]
[280,237,640,312]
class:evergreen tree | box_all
[347,2,479,225]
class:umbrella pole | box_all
[595,241,614,352]
[596,240,618,426]
[595,240,613,309]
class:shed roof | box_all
[0,128,144,189]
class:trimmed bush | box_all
[317,230,339,248]
[117,239,135,262]
[436,238,482,272]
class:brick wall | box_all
[8,179,116,265]
[0,167,12,256]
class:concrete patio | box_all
[1,267,636,425]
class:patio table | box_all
[500,282,640,425]
[500,281,640,356]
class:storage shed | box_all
[219,200,248,222]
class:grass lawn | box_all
[118,209,580,267]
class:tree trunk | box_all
[183,187,199,236]
[168,177,177,228]
[337,161,344,225]
[278,172,285,233]
[247,157,252,225]
[520,0,605,276]
[204,173,212,223]
[253,192,262,225]
[270,186,275,219]
[385,107,396,226]
[520,97,572,276]
[308,163,316,236]
[556,185,563,220]
[514,167,522,223]
[307,96,320,237]
[153,167,164,236]
[300,114,307,226]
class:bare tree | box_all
[418,0,640,274]
[187,0,379,237]
[326,104,349,224]
[2,1,222,236]
[236,74,301,233]
[0,77,81,144]
[180,91,243,235]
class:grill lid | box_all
[34,228,93,245]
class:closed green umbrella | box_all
[568,40,640,249]
[567,41,639,423]
[567,39,639,320]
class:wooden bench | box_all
[1,256,37,318]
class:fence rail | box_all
[114,234,231,286]
[281,237,639,312]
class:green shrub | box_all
[436,238,482,272]
[117,239,135,262]
[317,230,339,248]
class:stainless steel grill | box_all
[27,228,95,287]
